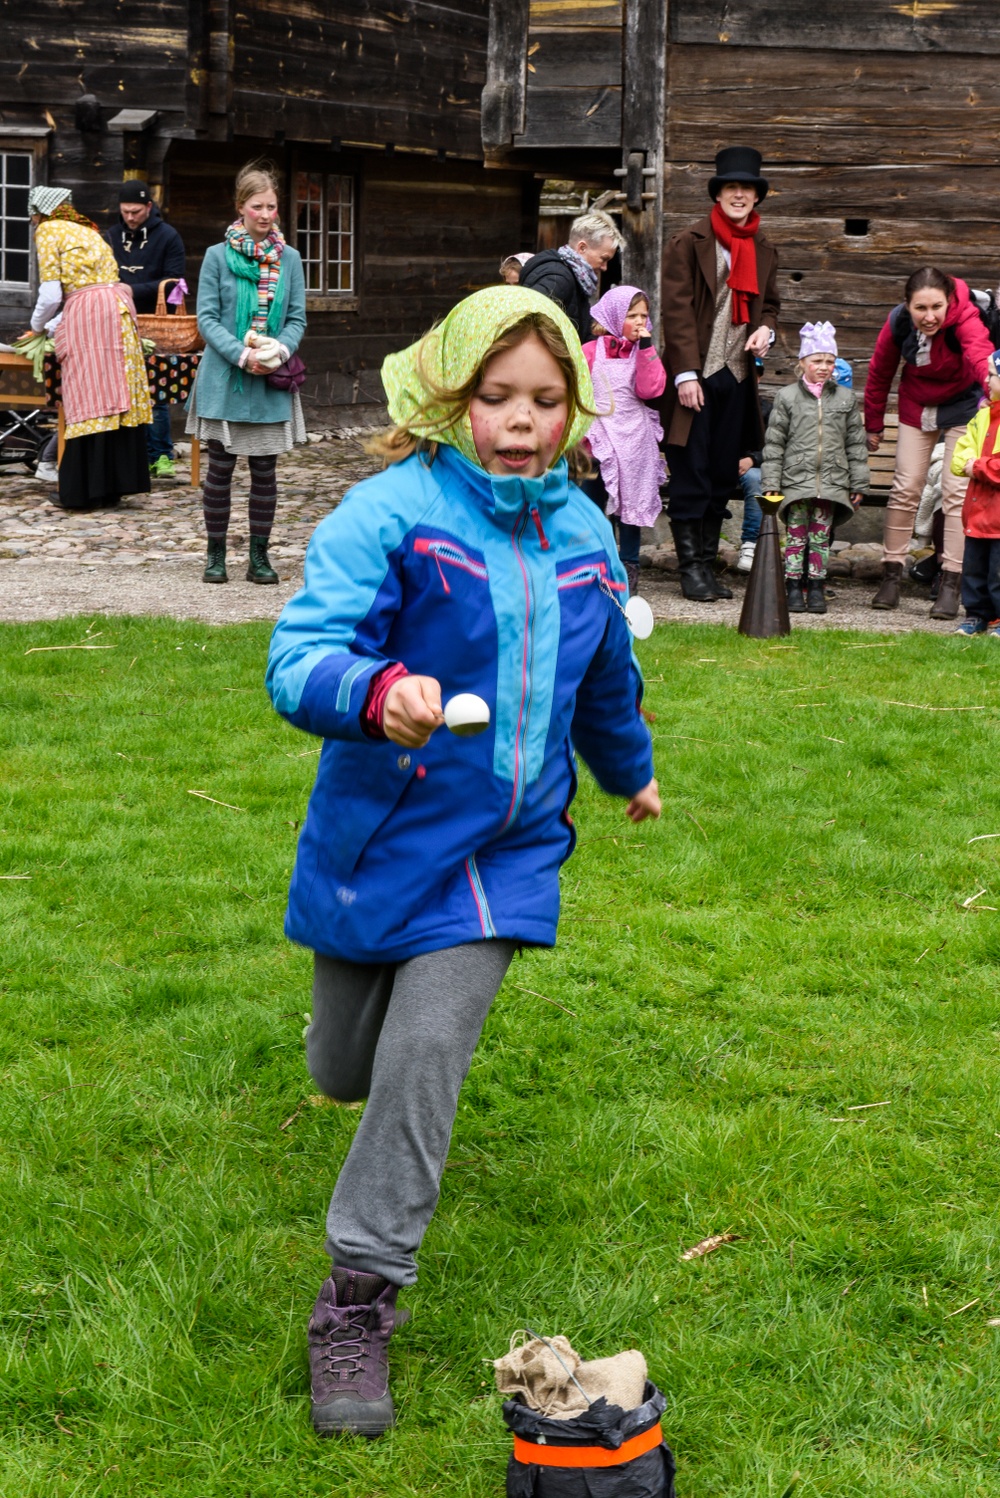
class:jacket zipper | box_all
[816,391,824,496]
[530,506,550,550]
[503,500,535,828]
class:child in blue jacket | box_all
[266,286,659,1437]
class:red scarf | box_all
[710,202,760,326]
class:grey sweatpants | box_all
[307,940,516,1287]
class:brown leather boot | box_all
[929,569,962,619]
[871,561,903,610]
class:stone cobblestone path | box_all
[0,435,953,632]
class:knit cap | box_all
[989,348,1000,380]
[28,186,72,218]
[798,321,838,358]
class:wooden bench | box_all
[861,410,898,507]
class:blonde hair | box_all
[234,159,281,212]
[368,312,595,466]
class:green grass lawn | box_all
[2,615,1000,1497]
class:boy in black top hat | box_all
[105,181,186,476]
[655,146,780,603]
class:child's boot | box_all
[806,577,827,614]
[309,1267,399,1437]
[785,576,806,613]
[623,560,639,596]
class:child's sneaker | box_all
[150,454,176,478]
[737,540,756,573]
[955,617,988,636]
[987,620,1000,638]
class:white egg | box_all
[444,693,491,737]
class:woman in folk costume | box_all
[187,161,306,585]
[582,283,667,594]
[27,186,152,511]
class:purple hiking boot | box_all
[308,1267,399,1437]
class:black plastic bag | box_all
[502,1380,676,1497]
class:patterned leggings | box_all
[784,500,834,579]
[202,440,278,542]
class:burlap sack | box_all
[494,1332,647,1418]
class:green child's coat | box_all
[761,378,870,529]
[189,242,306,424]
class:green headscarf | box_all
[380,286,594,469]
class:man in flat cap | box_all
[106,181,186,476]
[656,146,780,602]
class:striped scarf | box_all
[224,220,286,339]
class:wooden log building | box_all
[484,0,1000,387]
[0,1,538,409]
[2,1,997,406]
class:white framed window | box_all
[295,171,355,296]
[0,150,32,290]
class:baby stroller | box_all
[0,401,56,473]
[0,350,57,473]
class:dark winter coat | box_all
[655,214,780,450]
[519,250,594,345]
[105,204,186,314]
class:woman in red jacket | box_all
[865,267,994,617]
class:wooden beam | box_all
[482,0,530,150]
[621,0,667,336]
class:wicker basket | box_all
[136,278,204,354]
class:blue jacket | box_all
[105,204,186,314]
[266,444,655,964]
[190,242,306,425]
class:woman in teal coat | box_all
[187,161,307,584]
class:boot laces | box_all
[317,1304,375,1381]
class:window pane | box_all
[326,173,354,296]
[4,250,29,282]
[0,150,33,287]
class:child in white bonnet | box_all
[762,320,869,614]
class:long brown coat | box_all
[655,214,780,449]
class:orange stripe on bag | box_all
[513,1420,663,1468]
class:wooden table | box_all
[39,350,202,483]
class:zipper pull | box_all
[530,507,550,550]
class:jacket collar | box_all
[434,443,570,524]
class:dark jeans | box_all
[665,367,749,523]
[740,467,763,543]
[146,404,174,463]
[961,536,1000,621]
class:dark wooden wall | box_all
[665,3,1000,383]
[166,141,534,407]
[0,0,190,213]
[231,1,491,157]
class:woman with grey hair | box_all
[520,209,623,343]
